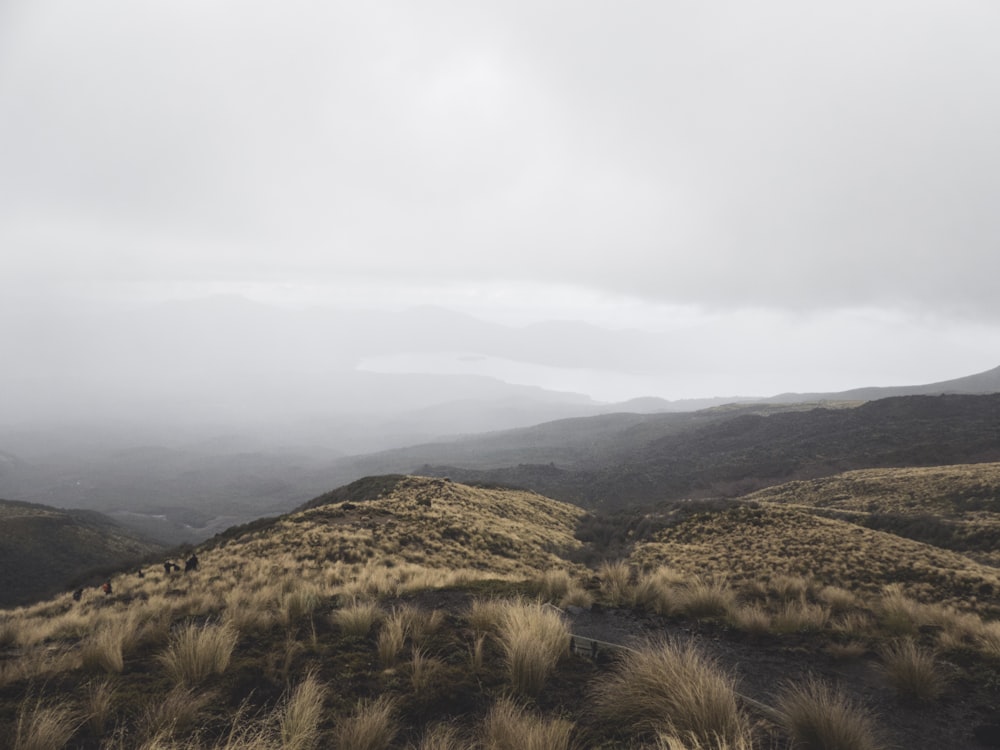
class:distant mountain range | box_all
[324,392,1000,512]
[0,363,997,545]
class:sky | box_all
[2,1,1000,409]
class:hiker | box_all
[101,580,112,596]
[136,568,145,578]
[72,588,83,602]
[185,553,199,573]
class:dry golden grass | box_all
[83,678,115,736]
[747,463,1000,567]
[378,611,408,668]
[496,598,570,697]
[13,696,81,750]
[480,696,574,750]
[598,560,633,606]
[630,500,1000,618]
[332,696,397,750]
[878,639,947,703]
[412,723,466,750]
[158,621,239,685]
[774,678,885,750]
[590,638,749,745]
[333,599,383,637]
[279,671,327,750]
[141,686,217,741]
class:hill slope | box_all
[0,499,164,607]
[327,393,1000,511]
[2,475,1000,749]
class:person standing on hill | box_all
[185,553,199,572]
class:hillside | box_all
[333,393,1000,511]
[0,499,164,607]
[745,463,1000,567]
[2,474,1000,749]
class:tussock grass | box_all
[496,599,570,697]
[279,671,327,750]
[771,600,830,634]
[632,567,679,614]
[481,696,574,750]
[590,638,748,745]
[878,639,947,702]
[467,598,507,635]
[726,602,772,634]
[333,599,382,637]
[395,604,444,646]
[410,646,443,690]
[332,695,397,750]
[774,677,884,750]
[817,586,858,614]
[378,611,408,668]
[655,732,756,750]
[83,678,115,736]
[158,621,239,685]
[677,577,737,619]
[412,723,466,750]
[280,583,324,626]
[14,696,81,750]
[598,560,632,606]
[141,685,217,740]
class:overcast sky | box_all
[3,1,1000,405]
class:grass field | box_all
[1,472,998,748]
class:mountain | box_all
[768,363,1000,402]
[0,498,165,607]
[326,394,1000,512]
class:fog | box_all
[2,2,999,536]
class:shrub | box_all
[158,621,239,685]
[774,677,884,750]
[590,638,748,745]
[481,696,573,750]
[878,639,947,702]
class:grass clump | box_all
[590,638,749,746]
[496,599,570,697]
[333,599,383,637]
[280,670,327,750]
[878,639,947,702]
[774,677,884,750]
[14,696,81,750]
[481,696,574,750]
[158,621,239,685]
[332,695,397,750]
[598,560,633,606]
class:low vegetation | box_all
[0,472,998,748]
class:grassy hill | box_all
[1,474,999,749]
[0,499,164,607]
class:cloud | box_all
[1,0,999,321]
